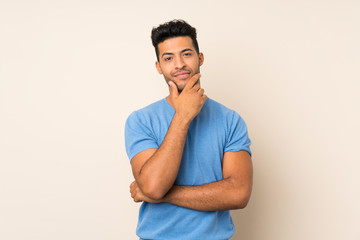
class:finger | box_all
[198,88,205,95]
[130,181,136,191]
[134,197,143,203]
[202,94,208,101]
[131,189,137,198]
[184,73,201,91]
[192,82,201,92]
[168,81,179,98]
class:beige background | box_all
[1,0,359,239]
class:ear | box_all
[199,52,204,66]
[155,61,163,74]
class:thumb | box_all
[168,81,179,98]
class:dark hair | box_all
[151,19,199,61]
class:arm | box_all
[131,150,253,211]
[131,74,207,200]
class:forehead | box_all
[157,36,195,55]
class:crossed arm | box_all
[130,149,253,211]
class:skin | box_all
[155,36,204,93]
[129,36,253,211]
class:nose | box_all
[174,56,185,70]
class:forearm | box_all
[132,74,206,200]
[136,113,190,200]
[162,178,251,211]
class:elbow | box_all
[141,182,168,201]
[232,191,251,209]
[235,197,250,209]
[143,189,165,201]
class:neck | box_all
[166,96,174,108]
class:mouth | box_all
[173,70,191,79]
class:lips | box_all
[173,71,191,78]
[176,73,190,78]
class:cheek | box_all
[189,59,200,69]
[161,65,173,75]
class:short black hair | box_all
[151,19,199,61]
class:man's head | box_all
[151,19,200,61]
[151,20,204,92]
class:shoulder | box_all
[202,98,248,135]
[204,98,241,120]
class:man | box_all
[125,19,253,240]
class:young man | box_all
[125,20,253,240]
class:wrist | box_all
[172,113,192,129]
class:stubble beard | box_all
[165,67,201,94]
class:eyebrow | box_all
[161,48,194,58]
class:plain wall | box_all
[1,0,359,239]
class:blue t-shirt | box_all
[125,97,251,240]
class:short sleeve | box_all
[224,112,252,156]
[124,111,159,162]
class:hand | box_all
[168,73,207,123]
[130,181,161,203]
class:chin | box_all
[177,84,186,92]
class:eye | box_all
[184,52,192,56]
[164,57,172,61]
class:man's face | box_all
[155,36,204,92]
